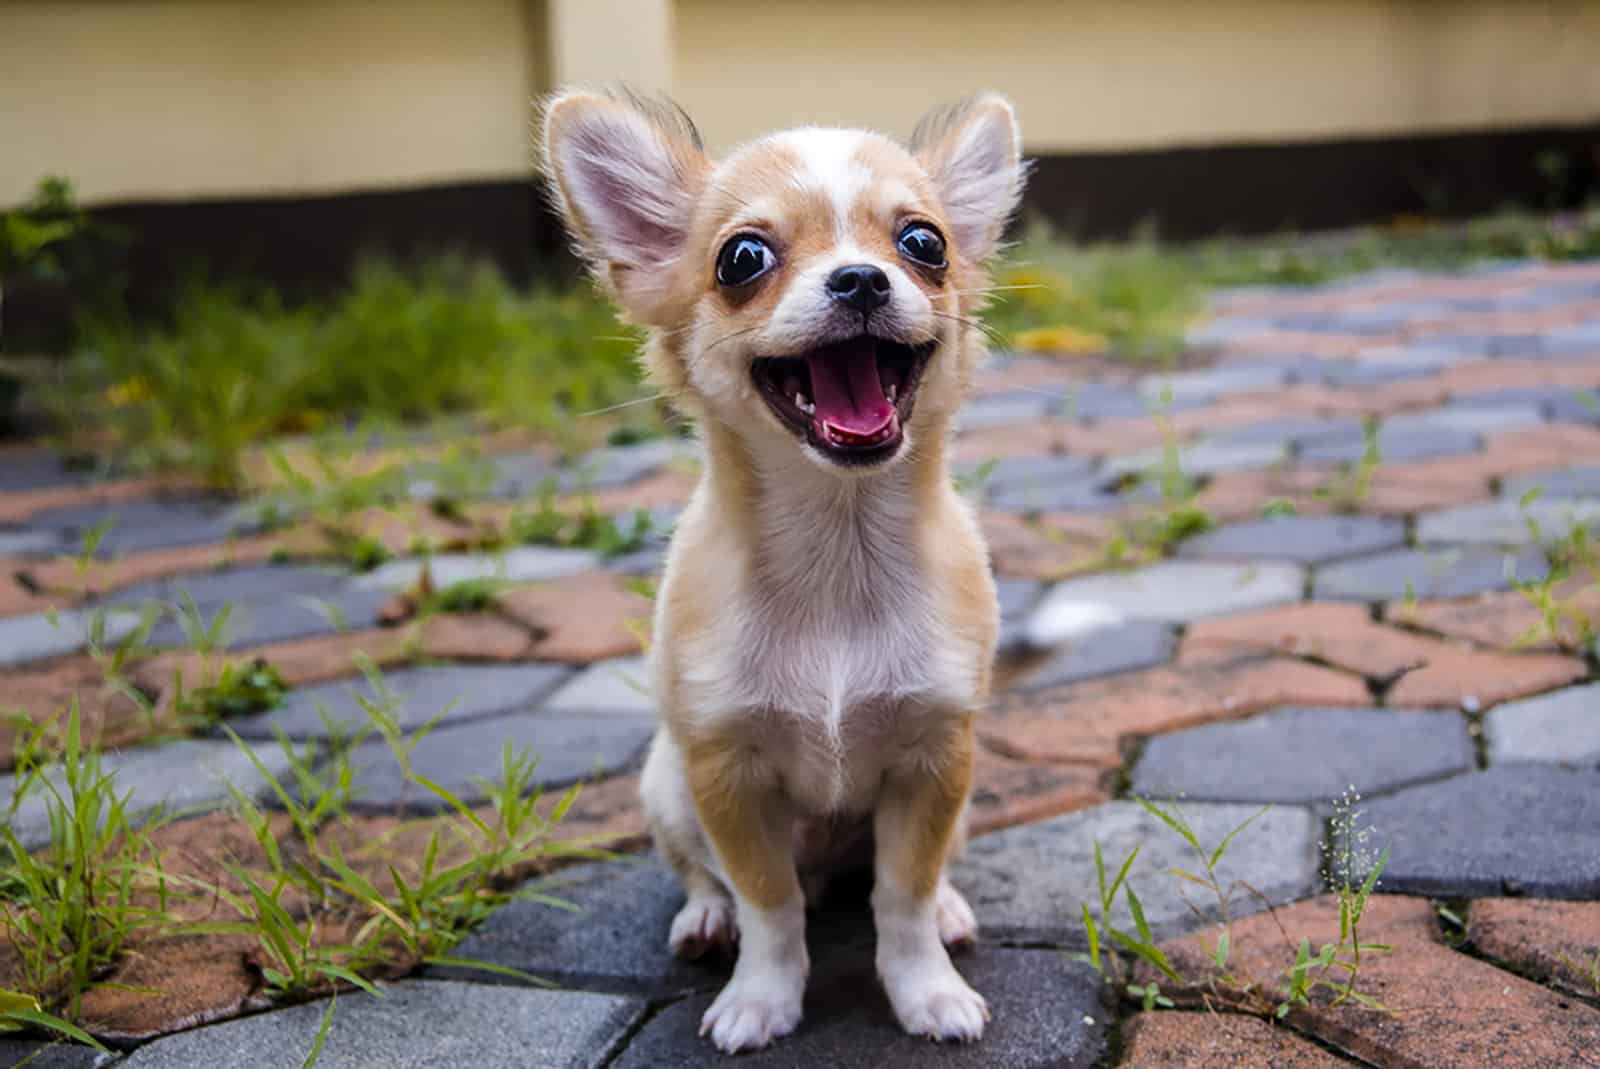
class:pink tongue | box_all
[805,338,894,439]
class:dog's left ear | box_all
[911,94,1026,264]
[540,87,709,323]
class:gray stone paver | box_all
[0,528,60,556]
[350,545,598,591]
[1382,403,1545,437]
[231,662,575,740]
[1209,415,1362,449]
[1013,619,1176,690]
[0,606,141,667]
[2,737,297,849]
[956,391,1052,432]
[994,575,1044,655]
[971,453,1097,497]
[611,948,1106,1069]
[437,857,735,996]
[1414,499,1600,547]
[1299,425,1482,465]
[29,496,254,556]
[1500,464,1600,501]
[331,708,652,812]
[1139,363,1288,404]
[1361,764,1600,898]
[952,801,1319,943]
[142,588,393,650]
[1484,683,1600,766]
[0,1040,105,1068]
[542,655,654,716]
[118,980,644,1069]
[1312,546,1548,601]
[100,562,350,611]
[1132,706,1475,804]
[1178,514,1406,564]
[1028,560,1303,640]
[1103,438,1286,480]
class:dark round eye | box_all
[897,223,947,268]
[715,235,774,287]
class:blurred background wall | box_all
[2,0,1598,307]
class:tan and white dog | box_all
[540,88,1025,1054]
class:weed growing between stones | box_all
[0,702,172,1033]
[1511,496,1600,652]
[503,481,655,558]
[1558,949,1600,998]
[1315,422,1382,514]
[1098,416,1214,570]
[1077,794,1390,1024]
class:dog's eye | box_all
[715,235,774,287]
[897,224,947,268]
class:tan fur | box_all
[542,88,1025,1052]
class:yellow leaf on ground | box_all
[1012,325,1108,355]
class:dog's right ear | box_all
[540,88,709,323]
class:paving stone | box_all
[29,496,255,556]
[1013,619,1177,690]
[499,571,653,664]
[955,390,1052,431]
[0,606,141,667]
[952,801,1318,943]
[1132,706,1474,804]
[350,545,598,591]
[1028,560,1304,640]
[1103,438,1287,480]
[0,527,61,557]
[1545,388,1600,424]
[1059,381,1170,422]
[1160,894,1600,1069]
[1415,499,1600,547]
[1178,514,1405,565]
[1209,415,1363,449]
[2,737,296,849]
[100,562,350,611]
[119,979,644,1069]
[1500,463,1600,501]
[556,438,698,492]
[1299,425,1483,464]
[1484,683,1600,766]
[611,946,1106,1069]
[438,857,737,996]
[1361,764,1600,897]
[0,1040,106,1068]
[331,708,653,812]
[1384,403,1546,437]
[231,662,574,740]
[1311,546,1548,601]
[1185,601,1586,709]
[542,655,654,716]
[1469,898,1600,997]
[972,453,1097,498]
[986,473,1146,513]
[1117,1011,1351,1069]
[1140,363,1289,404]
[1541,321,1600,354]
[1185,316,1275,349]
[0,449,102,493]
[141,588,393,650]
[994,575,1044,655]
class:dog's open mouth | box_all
[752,337,935,464]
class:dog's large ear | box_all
[540,88,709,323]
[911,94,1026,265]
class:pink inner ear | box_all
[561,115,690,270]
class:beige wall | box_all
[3,0,1599,208]
[674,0,1600,153]
[0,0,543,204]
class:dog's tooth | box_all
[886,383,898,403]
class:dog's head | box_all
[542,89,1025,473]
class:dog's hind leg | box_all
[641,730,738,959]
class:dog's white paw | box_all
[883,959,989,1043]
[669,895,738,960]
[699,967,805,1053]
[935,881,977,951]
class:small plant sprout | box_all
[1316,421,1381,514]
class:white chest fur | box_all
[666,455,984,813]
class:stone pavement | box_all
[4,259,1600,1066]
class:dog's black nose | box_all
[826,264,891,313]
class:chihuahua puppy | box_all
[541,88,1024,1053]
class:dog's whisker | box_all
[575,392,672,418]
[706,325,760,352]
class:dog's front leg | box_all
[873,714,989,1041]
[685,738,807,1053]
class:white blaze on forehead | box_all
[774,127,876,239]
